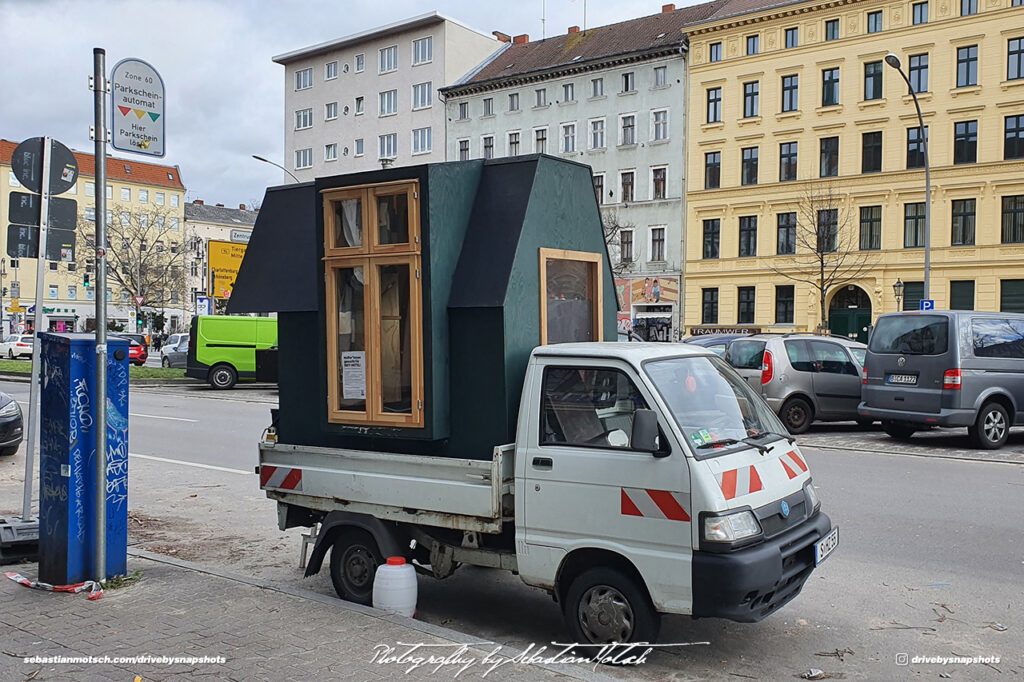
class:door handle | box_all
[532,457,553,469]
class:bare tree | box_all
[601,210,636,277]
[769,182,876,329]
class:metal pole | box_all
[93,47,109,581]
[909,93,932,300]
[22,137,52,520]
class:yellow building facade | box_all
[684,0,1024,340]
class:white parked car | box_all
[160,333,189,364]
[0,335,34,359]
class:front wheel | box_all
[0,445,18,457]
[208,364,237,390]
[969,402,1009,450]
[161,357,171,368]
[563,567,660,646]
[6,350,12,359]
[882,421,916,440]
[329,529,383,605]
[781,397,813,435]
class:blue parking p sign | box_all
[920,299,935,311]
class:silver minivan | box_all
[860,311,1024,449]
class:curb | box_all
[126,547,617,682]
[0,373,194,387]
[798,440,1023,466]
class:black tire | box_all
[882,421,916,440]
[563,567,660,647]
[161,357,171,368]
[855,418,874,428]
[329,528,383,605]
[0,445,18,457]
[969,402,1009,450]
[781,397,813,435]
[208,364,237,390]
[6,350,12,359]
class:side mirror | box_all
[631,409,664,456]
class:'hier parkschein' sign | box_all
[110,58,165,158]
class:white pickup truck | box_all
[259,342,836,644]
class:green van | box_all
[186,315,277,389]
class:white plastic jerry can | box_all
[372,556,417,617]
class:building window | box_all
[737,287,756,324]
[781,74,799,112]
[295,67,313,90]
[48,284,58,299]
[649,227,665,262]
[85,207,95,222]
[457,101,469,120]
[741,147,759,186]
[954,120,978,164]
[820,137,839,177]
[379,133,397,160]
[652,167,667,200]
[706,87,722,123]
[746,35,759,55]
[952,199,976,246]
[563,82,575,102]
[458,139,470,160]
[412,82,432,110]
[295,148,312,169]
[779,141,798,182]
[620,171,635,203]
[1010,37,1024,81]
[535,88,547,107]
[703,219,720,259]
[709,42,723,62]
[379,45,398,73]
[739,216,757,257]
[325,143,338,161]
[106,185,112,199]
[379,90,397,116]
[821,68,840,107]
[907,126,928,169]
[950,281,975,310]
[620,115,636,145]
[534,128,547,153]
[1002,195,1024,243]
[355,96,364,115]
[1003,280,1024,312]
[904,202,926,247]
[654,65,668,87]
[860,205,882,250]
[592,78,604,97]
[355,139,364,156]
[482,135,494,159]
[777,212,797,254]
[354,54,364,73]
[295,108,313,129]
[85,181,95,197]
[412,36,432,65]
[509,93,520,111]
[702,289,719,324]
[412,127,432,155]
[775,286,795,324]
[867,10,883,33]
[705,152,721,189]
[619,230,633,264]
[743,81,759,117]
[785,27,799,49]
[137,189,147,203]
[864,61,883,101]
[508,131,520,156]
[913,1,928,24]
[68,285,77,300]
[652,110,668,141]
[621,72,635,93]
[957,46,978,87]
[1006,115,1024,159]
[590,119,605,148]
[326,61,338,80]
[121,187,130,201]
[825,18,839,41]
[325,102,338,120]
[960,0,978,14]
[593,174,604,204]
[908,54,928,94]
[561,123,576,153]
[482,98,494,116]
[818,209,838,252]
[862,131,883,173]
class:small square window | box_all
[867,10,883,33]
[746,35,759,55]
[785,27,799,49]
[913,1,928,25]
[825,19,839,41]
[709,42,722,62]
[326,61,338,80]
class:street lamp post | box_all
[893,277,905,311]
[252,154,301,183]
[886,53,931,301]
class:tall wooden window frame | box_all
[322,180,424,427]
[538,248,604,346]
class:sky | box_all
[0,0,683,209]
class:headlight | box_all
[703,510,762,542]
[0,401,21,417]
[804,481,820,512]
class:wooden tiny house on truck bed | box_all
[229,155,617,459]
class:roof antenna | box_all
[541,0,546,39]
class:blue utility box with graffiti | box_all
[38,333,130,584]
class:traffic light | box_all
[1,288,6,297]
[10,259,18,269]
[83,273,91,287]
[137,317,144,328]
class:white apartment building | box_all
[273,12,502,179]
[440,3,719,341]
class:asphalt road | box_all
[0,381,1020,678]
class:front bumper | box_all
[858,402,975,427]
[0,416,24,447]
[692,511,831,622]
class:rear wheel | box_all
[882,421,916,440]
[563,567,660,647]
[161,357,171,368]
[329,529,383,605]
[208,364,237,390]
[781,397,813,434]
[5,350,12,359]
[969,402,1009,450]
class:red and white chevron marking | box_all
[779,450,808,480]
[715,465,763,500]
[260,465,303,491]
[620,488,691,522]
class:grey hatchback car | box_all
[860,311,1024,449]
[727,334,868,434]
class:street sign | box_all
[230,229,251,243]
[111,58,165,157]
[133,295,145,306]
[9,192,78,230]
[208,239,247,299]
[6,225,77,261]
[920,299,935,311]
[10,137,79,195]
[10,282,19,298]
[195,295,211,316]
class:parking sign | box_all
[920,299,935,311]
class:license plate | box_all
[815,527,839,566]
[887,374,917,385]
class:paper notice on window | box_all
[341,351,366,400]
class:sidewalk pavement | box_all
[0,549,616,682]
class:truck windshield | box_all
[645,355,786,457]
[869,315,948,355]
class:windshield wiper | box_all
[740,437,770,455]
[747,430,796,445]
[696,438,740,449]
